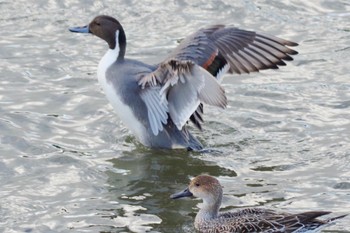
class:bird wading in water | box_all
[69,15,298,150]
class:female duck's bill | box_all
[69,15,298,151]
[170,188,193,199]
[171,175,347,232]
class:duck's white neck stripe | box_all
[97,30,120,84]
[114,30,120,54]
[102,30,119,65]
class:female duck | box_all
[171,175,347,232]
[69,16,298,150]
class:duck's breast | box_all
[97,51,150,144]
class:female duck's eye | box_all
[195,183,200,187]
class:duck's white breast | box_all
[97,40,148,144]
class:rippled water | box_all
[1,0,350,232]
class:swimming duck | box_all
[69,15,298,150]
[171,175,347,232]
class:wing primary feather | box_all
[245,45,279,69]
[257,33,299,47]
[255,38,294,60]
[253,41,292,61]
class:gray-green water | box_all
[1,0,349,232]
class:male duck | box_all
[171,175,347,232]
[69,15,298,150]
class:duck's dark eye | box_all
[195,183,200,187]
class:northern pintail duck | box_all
[69,15,298,150]
[171,175,347,232]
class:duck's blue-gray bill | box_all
[170,188,193,199]
[69,25,89,33]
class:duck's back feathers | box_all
[197,208,346,233]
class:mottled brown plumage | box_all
[171,175,347,232]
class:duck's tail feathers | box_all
[326,214,348,223]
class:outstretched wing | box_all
[139,25,297,135]
[139,59,226,135]
[168,25,298,77]
[167,25,298,129]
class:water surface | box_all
[1,0,349,232]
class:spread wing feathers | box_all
[167,25,298,78]
[139,86,169,135]
[166,25,225,77]
[162,26,297,130]
[139,59,227,132]
[212,28,298,74]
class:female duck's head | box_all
[171,175,223,207]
